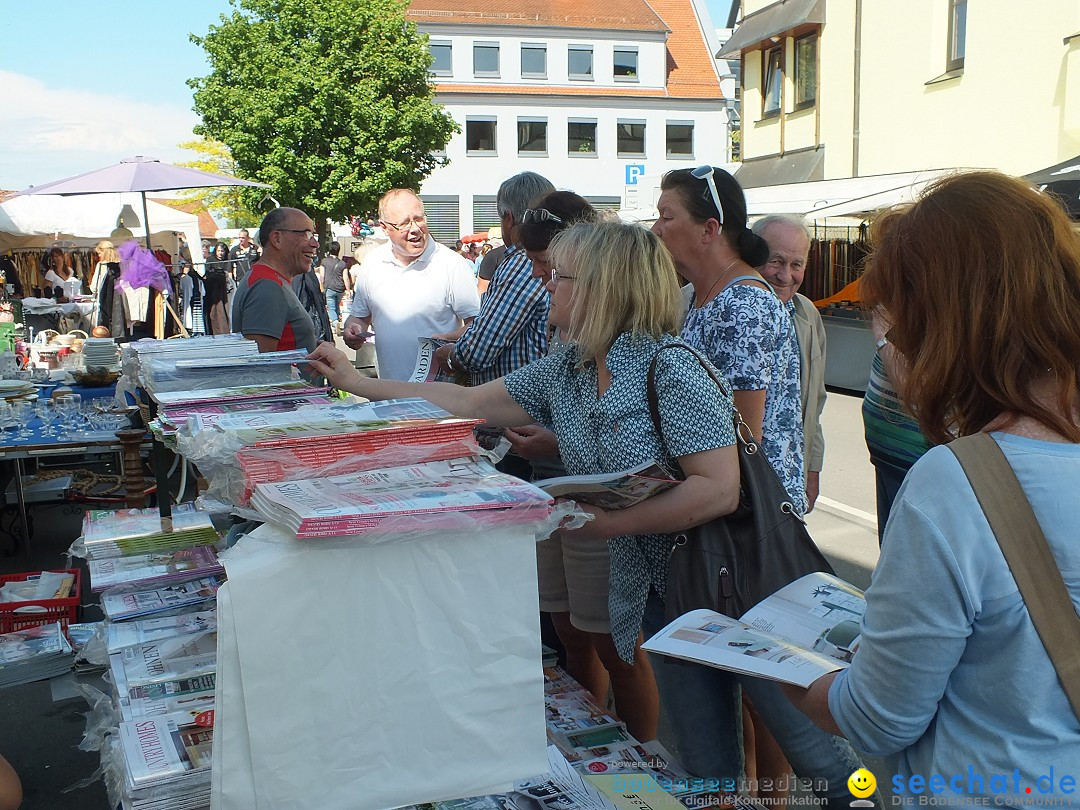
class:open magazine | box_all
[642,572,866,687]
[538,461,677,509]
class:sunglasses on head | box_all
[521,209,564,225]
[690,165,725,226]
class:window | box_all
[666,122,694,158]
[474,43,500,77]
[521,44,546,78]
[614,47,638,81]
[947,0,967,71]
[429,41,452,76]
[517,119,547,154]
[569,46,593,80]
[617,120,646,156]
[794,34,817,107]
[568,120,597,156]
[466,119,497,154]
[762,45,782,116]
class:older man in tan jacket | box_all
[754,215,826,512]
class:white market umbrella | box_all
[14,155,268,251]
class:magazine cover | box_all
[642,573,866,687]
[101,577,222,622]
[83,503,215,544]
[538,461,677,509]
[119,631,218,690]
[107,610,218,654]
[118,711,214,788]
[89,548,223,593]
[0,622,69,665]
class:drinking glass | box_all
[55,394,82,439]
[0,404,16,443]
[34,399,57,438]
[12,399,33,440]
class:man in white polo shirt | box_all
[343,189,480,380]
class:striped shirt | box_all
[861,351,931,470]
[452,245,549,385]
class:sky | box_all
[0,0,734,192]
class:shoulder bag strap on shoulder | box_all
[948,432,1080,720]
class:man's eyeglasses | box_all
[551,267,576,283]
[690,165,725,226]
[276,228,318,241]
[522,209,564,225]
[382,216,426,231]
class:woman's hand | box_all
[306,341,363,393]
[559,502,618,542]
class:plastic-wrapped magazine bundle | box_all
[144,348,307,394]
[0,622,74,688]
[108,631,218,722]
[78,503,220,560]
[89,547,224,593]
[100,576,222,622]
[109,710,213,810]
[248,456,553,538]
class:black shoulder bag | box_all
[646,343,834,622]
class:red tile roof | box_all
[407,0,670,32]
[149,198,219,240]
[411,0,723,100]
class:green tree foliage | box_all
[176,137,260,228]
[189,0,457,230]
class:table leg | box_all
[116,429,149,509]
[13,457,29,555]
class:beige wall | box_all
[738,0,1080,178]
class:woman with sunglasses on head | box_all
[309,219,741,743]
[650,166,875,805]
[786,172,1080,796]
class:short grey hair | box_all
[751,214,812,243]
[496,172,555,224]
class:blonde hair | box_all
[94,240,119,264]
[549,219,682,362]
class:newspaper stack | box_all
[89,547,224,594]
[80,504,220,560]
[0,623,75,689]
[114,711,213,810]
[249,457,552,538]
[101,577,222,622]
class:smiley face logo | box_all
[848,768,877,799]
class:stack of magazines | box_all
[89,547,224,594]
[0,623,75,689]
[153,391,334,439]
[144,349,308,396]
[80,504,220,560]
[249,457,552,538]
[114,710,213,810]
[101,577,223,623]
[109,631,217,714]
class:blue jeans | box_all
[644,592,882,807]
[325,288,344,328]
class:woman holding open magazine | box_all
[785,173,1080,793]
[308,219,740,744]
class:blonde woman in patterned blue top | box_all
[308,219,740,742]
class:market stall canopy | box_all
[13,156,268,252]
[0,192,200,255]
[1025,155,1080,218]
[746,168,980,220]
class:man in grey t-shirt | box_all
[231,208,319,356]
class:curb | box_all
[815,496,878,532]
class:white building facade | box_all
[408,0,730,243]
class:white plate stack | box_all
[82,338,119,370]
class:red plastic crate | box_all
[0,569,81,634]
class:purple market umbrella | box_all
[14,155,268,250]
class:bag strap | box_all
[646,343,755,454]
[948,432,1080,719]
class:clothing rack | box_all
[803,222,870,303]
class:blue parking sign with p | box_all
[625,164,646,185]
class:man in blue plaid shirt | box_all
[435,171,555,385]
